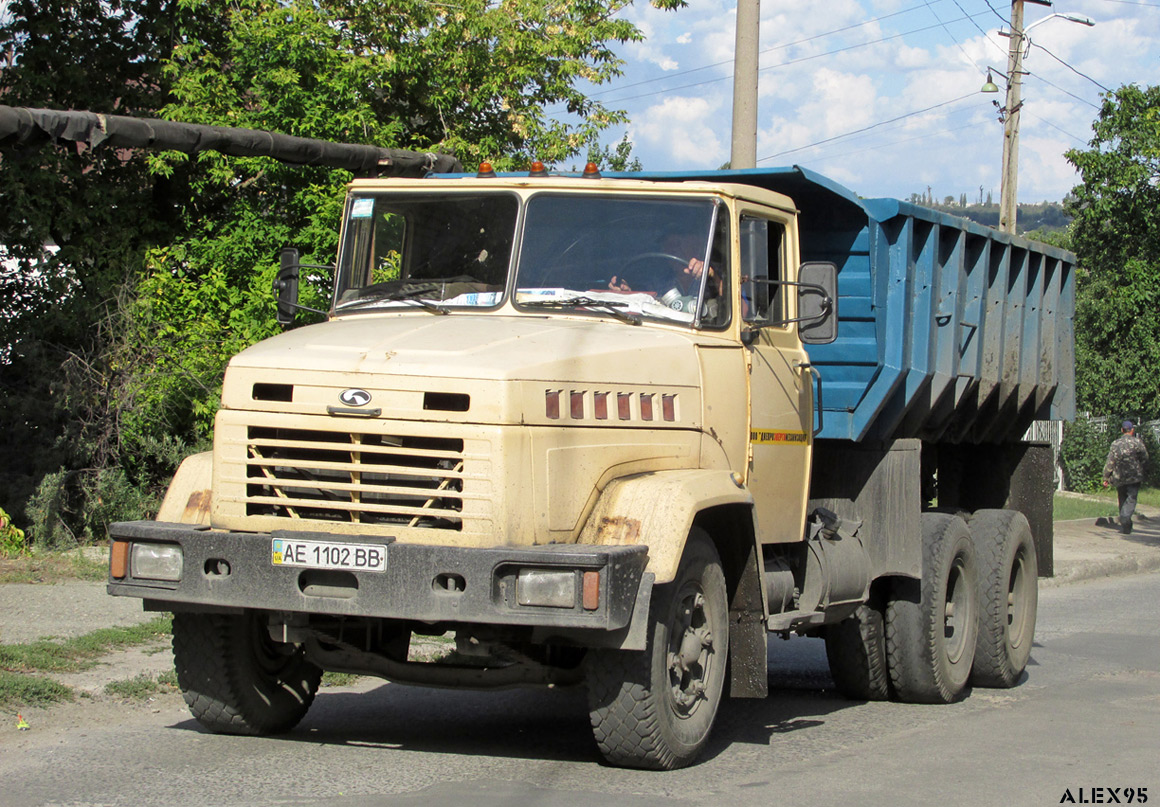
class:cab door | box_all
[740,213,813,545]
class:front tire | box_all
[968,509,1038,687]
[172,611,322,735]
[585,528,729,770]
[886,514,979,704]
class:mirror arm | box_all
[281,300,329,317]
[742,277,833,330]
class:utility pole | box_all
[998,0,1025,234]
[730,0,760,170]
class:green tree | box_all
[584,132,643,171]
[0,0,200,539]
[0,0,686,540]
[1066,85,1160,420]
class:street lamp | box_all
[983,2,1095,234]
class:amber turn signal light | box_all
[110,540,129,579]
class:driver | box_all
[607,232,721,311]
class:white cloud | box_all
[633,96,727,166]
[600,0,1159,202]
[1021,134,1082,202]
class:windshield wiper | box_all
[522,296,641,325]
[340,285,449,315]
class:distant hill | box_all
[920,200,1072,237]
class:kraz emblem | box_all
[339,388,372,407]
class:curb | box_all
[1043,552,1160,588]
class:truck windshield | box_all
[335,193,518,311]
[515,194,729,328]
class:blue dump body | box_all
[628,166,1077,445]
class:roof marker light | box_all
[477,162,496,178]
[529,161,548,177]
[582,162,601,179]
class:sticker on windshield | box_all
[444,291,502,306]
[350,198,374,219]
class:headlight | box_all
[130,543,184,582]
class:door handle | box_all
[795,361,823,437]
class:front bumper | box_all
[106,521,649,633]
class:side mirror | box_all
[274,247,301,326]
[798,261,838,345]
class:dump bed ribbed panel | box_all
[629,166,1076,444]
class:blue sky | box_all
[565,0,1160,204]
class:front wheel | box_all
[172,611,322,735]
[585,528,729,770]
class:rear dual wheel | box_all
[824,598,890,701]
[887,513,979,704]
[968,509,1038,688]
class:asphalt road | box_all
[2,571,1157,807]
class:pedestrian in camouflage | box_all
[1103,420,1149,534]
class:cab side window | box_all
[740,217,784,325]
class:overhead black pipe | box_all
[0,105,462,177]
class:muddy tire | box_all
[172,611,322,735]
[968,509,1038,688]
[585,528,729,770]
[824,598,890,701]
[886,514,979,704]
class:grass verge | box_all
[0,670,74,708]
[1054,494,1118,522]
[0,550,107,584]
[0,617,172,709]
[0,617,173,674]
[104,669,179,700]
[1079,486,1160,509]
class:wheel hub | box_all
[667,590,715,714]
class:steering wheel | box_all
[624,252,688,270]
[615,252,687,291]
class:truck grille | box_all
[243,426,465,530]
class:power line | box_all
[1025,111,1089,145]
[585,12,995,111]
[1092,0,1160,7]
[786,106,990,164]
[1032,42,1113,93]
[805,120,985,168]
[1026,69,1101,109]
[757,92,980,163]
[924,0,1005,68]
[576,0,956,103]
[981,0,1010,26]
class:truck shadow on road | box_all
[166,637,864,767]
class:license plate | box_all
[271,538,387,572]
